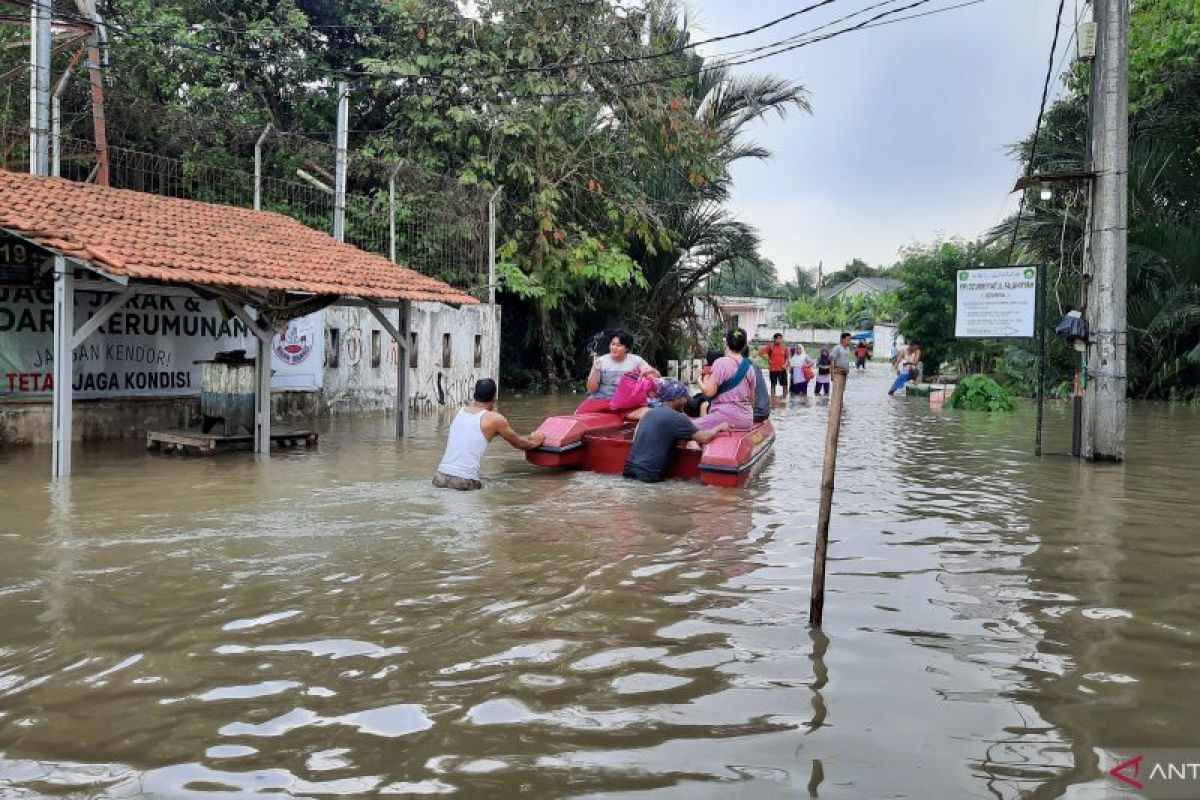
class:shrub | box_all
[948,375,1017,412]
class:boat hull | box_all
[526,411,774,487]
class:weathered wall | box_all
[321,303,500,416]
[0,303,500,445]
[0,398,198,445]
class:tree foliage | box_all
[0,0,804,385]
[997,0,1200,400]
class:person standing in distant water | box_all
[814,348,833,396]
[577,330,660,414]
[433,379,546,490]
[696,328,757,430]
[789,345,812,395]
[760,332,790,399]
[854,341,869,371]
[830,332,853,374]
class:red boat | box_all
[526,410,775,488]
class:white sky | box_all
[688,0,1079,279]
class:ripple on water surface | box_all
[1,376,1199,797]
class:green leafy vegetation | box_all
[948,375,1017,412]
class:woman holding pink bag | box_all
[576,330,661,414]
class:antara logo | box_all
[1109,755,1144,790]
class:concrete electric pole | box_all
[1082,0,1129,461]
[28,0,52,176]
[333,81,349,244]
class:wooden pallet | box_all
[146,429,318,456]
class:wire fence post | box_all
[389,163,402,264]
[253,123,272,211]
[488,186,503,304]
[333,82,349,243]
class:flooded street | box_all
[2,366,1199,798]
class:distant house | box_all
[821,277,902,300]
[695,295,790,335]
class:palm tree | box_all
[619,4,811,362]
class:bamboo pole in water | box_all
[810,368,847,627]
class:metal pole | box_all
[29,0,52,176]
[51,256,74,477]
[86,24,110,186]
[397,300,410,438]
[255,331,272,454]
[388,164,401,264]
[809,367,847,627]
[51,47,86,178]
[1082,0,1128,462]
[488,187,503,305]
[333,82,349,243]
[1035,264,1047,457]
[253,123,272,211]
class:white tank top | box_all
[437,408,489,481]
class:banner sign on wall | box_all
[955,266,1038,339]
[0,288,323,399]
[270,312,324,391]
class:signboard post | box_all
[955,265,1046,455]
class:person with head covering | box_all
[814,347,833,396]
[622,379,731,483]
[789,345,813,395]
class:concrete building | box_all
[0,170,494,451]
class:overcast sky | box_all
[687,0,1076,280]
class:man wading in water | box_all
[622,380,731,483]
[433,379,545,491]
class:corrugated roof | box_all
[0,170,478,305]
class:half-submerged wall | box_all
[0,302,500,445]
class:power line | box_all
[17,0,861,83]
[1005,0,1068,264]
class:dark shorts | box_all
[622,463,662,483]
[856,357,867,368]
[432,471,482,491]
[769,370,788,388]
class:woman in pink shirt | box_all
[696,328,756,431]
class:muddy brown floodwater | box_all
[1,366,1199,798]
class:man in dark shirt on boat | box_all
[623,380,730,483]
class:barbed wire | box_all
[0,124,490,298]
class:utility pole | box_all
[1082,0,1128,461]
[332,82,349,243]
[29,0,51,176]
[816,260,823,300]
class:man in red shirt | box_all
[760,332,790,399]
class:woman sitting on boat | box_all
[694,328,757,431]
[577,330,661,414]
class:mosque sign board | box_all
[955,266,1038,339]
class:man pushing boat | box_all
[433,378,545,491]
[622,380,731,483]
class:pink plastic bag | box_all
[609,369,658,411]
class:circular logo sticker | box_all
[959,270,970,281]
[274,318,314,366]
[1023,268,1036,279]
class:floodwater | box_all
[1,367,1198,799]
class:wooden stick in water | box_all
[810,368,847,627]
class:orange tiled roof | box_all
[0,169,478,305]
